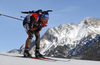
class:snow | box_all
[0,52,100,65]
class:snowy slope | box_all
[0,52,100,65]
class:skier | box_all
[23,9,49,58]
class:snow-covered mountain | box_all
[40,17,100,57]
[9,17,100,61]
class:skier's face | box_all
[40,17,48,23]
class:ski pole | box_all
[0,13,23,21]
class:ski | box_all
[32,57,70,62]
[44,57,70,62]
[32,57,57,62]
[15,56,56,62]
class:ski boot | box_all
[35,49,44,59]
[24,49,32,58]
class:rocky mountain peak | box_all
[80,17,100,26]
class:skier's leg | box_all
[25,31,33,49]
[24,31,33,57]
[34,32,44,58]
[34,32,40,49]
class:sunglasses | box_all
[41,14,49,20]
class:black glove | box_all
[33,23,40,27]
[35,24,42,32]
[28,30,33,33]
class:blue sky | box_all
[0,0,100,52]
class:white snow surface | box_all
[0,52,100,65]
